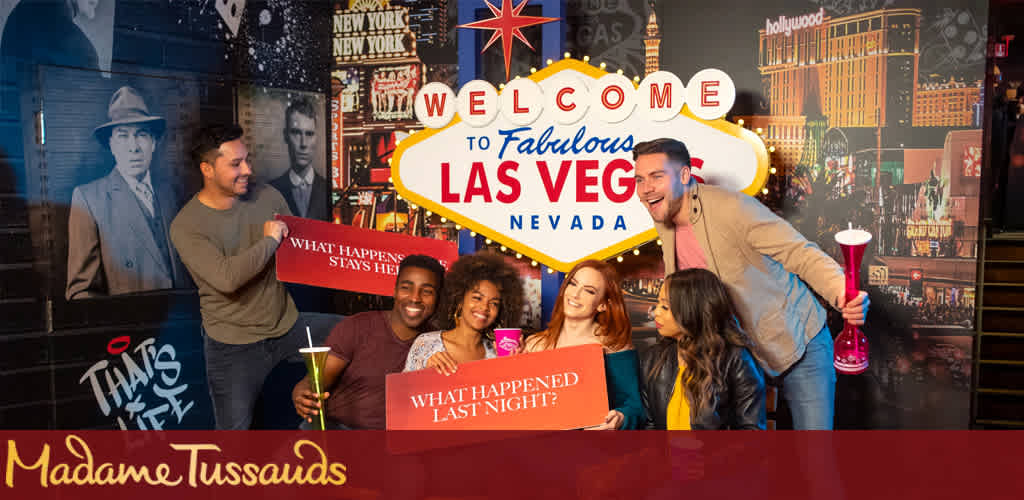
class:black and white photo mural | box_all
[0,0,116,71]
[237,85,329,220]
[39,67,201,300]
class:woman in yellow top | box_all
[640,268,766,430]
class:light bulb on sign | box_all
[500,245,507,251]
[616,256,623,262]
[531,260,537,267]
[633,249,640,255]
[485,239,492,244]
[516,253,522,258]
[656,239,663,246]
[563,51,570,58]
[439,216,445,222]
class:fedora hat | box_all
[93,86,166,144]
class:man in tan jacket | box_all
[633,138,869,430]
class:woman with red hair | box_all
[523,260,644,429]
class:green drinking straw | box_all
[306,326,326,431]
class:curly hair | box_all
[432,252,524,337]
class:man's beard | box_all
[662,194,684,228]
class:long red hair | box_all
[531,260,632,352]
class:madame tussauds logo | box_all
[765,8,825,36]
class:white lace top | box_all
[403,331,497,372]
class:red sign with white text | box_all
[275,215,457,296]
[386,344,609,430]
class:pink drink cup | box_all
[494,328,522,356]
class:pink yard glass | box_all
[833,226,871,375]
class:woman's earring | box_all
[452,304,462,326]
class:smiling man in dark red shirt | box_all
[291,254,445,429]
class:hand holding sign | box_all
[426,351,459,376]
[264,219,289,242]
[586,410,625,431]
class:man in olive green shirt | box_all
[170,124,341,429]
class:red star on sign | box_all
[457,0,559,81]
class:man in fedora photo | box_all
[66,85,190,299]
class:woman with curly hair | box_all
[403,252,524,374]
[641,268,766,429]
[523,260,644,430]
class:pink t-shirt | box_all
[674,224,708,271]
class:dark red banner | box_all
[2,432,1023,499]
[275,215,457,296]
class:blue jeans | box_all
[204,312,343,430]
[779,324,837,430]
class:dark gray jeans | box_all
[203,312,342,430]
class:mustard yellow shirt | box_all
[666,367,691,430]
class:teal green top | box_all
[604,350,645,430]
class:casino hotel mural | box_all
[650,0,986,428]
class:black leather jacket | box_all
[639,338,766,430]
